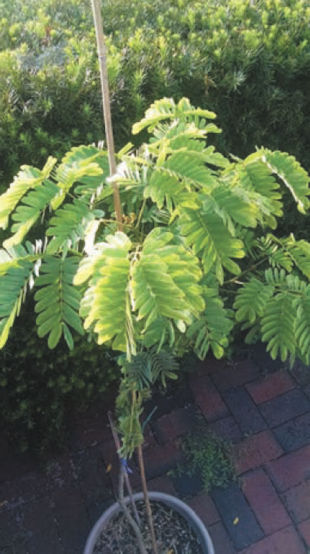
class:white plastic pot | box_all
[84,491,215,554]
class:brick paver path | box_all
[1,351,310,553]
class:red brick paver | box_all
[208,521,236,553]
[142,442,184,479]
[187,492,220,527]
[240,526,306,554]
[209,415,242,442]
[265,445,310,492]
[152,406,196,443]
[242,470,290,535]
[189,374,228,421]
[298,519,310,547]
[282,481,310,523]
[246,371,295,404]
[234,430,283,475]
[147,475,176,496]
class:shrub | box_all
[177,428,235,492]
[0,97,309,389]
[1,0,309,195]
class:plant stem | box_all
[108,411,141,526]
[135,198,146,229]
[118,468,147,554]
[90,0,123,231]
[137,444,159,554]
[223,256,268,284]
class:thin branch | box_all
[223,256,268,284]
[135,198,147,229]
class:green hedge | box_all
[0,301,118,453]
[1,0,309,186]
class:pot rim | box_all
[84,491,215,554]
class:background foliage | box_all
[0,301,118,453]
[0,0,309,186]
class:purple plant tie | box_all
[120,457,133,474]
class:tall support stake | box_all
[137,444,159,554]
[90,0,123,230]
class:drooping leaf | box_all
[79,232,134,355]
[132,229,205,333]
[46,198,103,254]
[132,97,217,135]
[234,278,274,324]
[34,256,84,349]
[0,263,34,348]
[284,237,310,279]
[187,290,233,359]
[51,145,106,209]
[4,180,59,249]
[261,293,296,361]
[180,207,244,283]
[238,156,283,228]
[262,149,310,214]
[0,157,57,230]
[295,296,310,365]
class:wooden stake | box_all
[118,468,147,554]
[90,0,123,230]
[137,444,159,554]
[108,411,141,526]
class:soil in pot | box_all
[94,499,204,553]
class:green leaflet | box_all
[0,243,38,277]
[180,208,244,283]
[140,317,175,349]
[132,229,205,335]
[123,350,179,390]
[132,97,217,135]
[284,238,310,280]
[234,279,274,324]
[252,235,293,272]
[145,164,185,209]
[51,145,106,209]
[4,180,59,249]
[79,232,134,355]
[203,146,230,169]
[0,157,56,230]
[261,149,310,214]
[132,254,190,326]
[0,263,34,348]
[261,293,296,362]
[144,151,216,210]
[238,157,283,227]
[187,292,233,359]
[74,232,132,287]
[34,256,84,349]
[46,198,103,254]
[295,297,310,365]
[208,184,268,229]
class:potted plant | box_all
[0,1,310,552]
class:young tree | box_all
[0,2,309,551]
